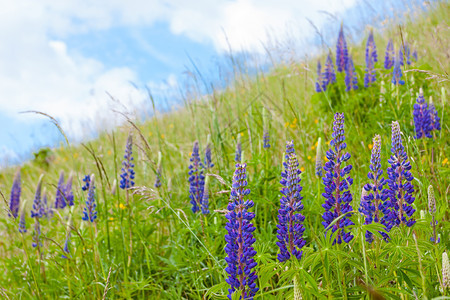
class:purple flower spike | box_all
[55,171,66,209]
[201,176,210,215]
[276,141,306,262]
[120,135,135,190]
[188,141,205,213]
[413,89,432,139]
[321,113,354,245]
[18,210,27,233]
[336,25,349,72]
[204,142,214,169]
[359,135,389,243]
[429,102,441,131]
[345,56,358,91]
[386,121,415,228]
[224,163,258,300]
[392,49,405,85]
[65,174,74,207]
[82,175,91,191]
[32,218,42,248]
[9,170,21,218]
[82,175,97,223]
[364,31,377,88]
[154,151,162,188]
[235,136,242,163]
[322,54,336,91]
[62,232,71,259]
[384,39,394,69]
[31,175,44,218]
[315,61,324,92]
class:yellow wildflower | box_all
[109,217,114,221]
[300,167,305,172]
[73,153,79,159]
[119,203,126,210]
[307,156,312,160]
[314,119,319,124]
[368,144,373,150]
[284,122,289,128]
[107,150,112,155]
[161,134,165,139]
[443,158,448,165]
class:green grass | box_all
[0,1,449,299]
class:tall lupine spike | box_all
[429,97,441,131]
[235,134,242,163]
[82,174,97,223]
[32,217,42,248]
[391,49,405,85]
[42,189,52,218]
[154,151,162,188]
[55,171,66,209]
[345,56,358,91]
[336,24,349,72]
[224,163,258,300]
[9,170,21,218]
[18,208,27,233]
[31,174,45,218]
[413,88,433,139]
[315,61,324,92]
[61,232,71,259]
[276,141,306,262]
[412,49,418,62]
[188,141,205,213]
[403,43,412,65]
[120,135,135,190]
[364,30,377,88]
[386,121,415,228]
[201,175,210,214]
[428,185,439,243]
[262,107,270,149]
[384,39,394,69]
[315,138,323,177]
[321,113,354,245]
[359,135,389,243]
[65,173,74,206]
[443,252,450,290]
[204,134,214,169]
[322,54,336,91]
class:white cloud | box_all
[0,0,357,145]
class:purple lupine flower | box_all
[428,185,439,243]
[384,39,394,69]
[120,135,135,190]
[235,136,242,163]
[385,121,415,228]
[276,141,306,262]
[82,175,97,222]
[65,174,74,206]
[391,49,405,85]
[429,102,441,131]
[263,130,270,149]
[412,49,418,62]
[359,135,389,243]
[321,113,354,245]
[32,218,42,248]
[345,56,358,91]
[188,141,205,213]
[154,151,162,188]
[42,191,52,218]
[413,89,433,139]
[82,175,91,191]
[224,163,258,300]
[18,210,27,233]
[336,24,348,72]
[204,142,214,169]
[55,171,66,209]
[9,170,21,218]
[315,138,323,177]
[201,176,210,214]
[62,232,71,259]
[315,61,324,92]
[31,175,44,218]
[364,31,377,88]
[402,43,412,65]
[322,54,336,90]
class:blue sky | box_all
[0,0,423,166]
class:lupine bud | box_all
[262,107,270,148]
[18,208,27,233]
[315,138,323,177]
[201,175,210,214]
[429,97,441,131]
[276,141,306,262]
[315,61,324,93]
[32,218,42,248]
[428,185,436,215]
[321,113,354,244]
[204,135,214,169]
[392,49,405,85]
[386,121,415,228]
[55,171,66,209]
[31,174,44,218]
[413,88,432,139]
[235,135,242,163]
[443,252,450,290]
[9,170,21,218]
[322,54,336,91]
[154,151,162,188]
[65,173,74,207]
[364,30,377,87]
[120,135,135,190]
[224,163,258,300]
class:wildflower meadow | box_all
[0,1,448,299]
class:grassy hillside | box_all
[0,1,448,299]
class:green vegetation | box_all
[0,1,448,299]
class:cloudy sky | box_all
[0,0,416,165]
